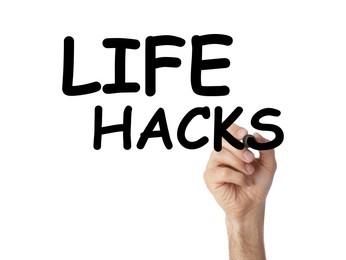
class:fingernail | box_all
[237,128,246,137]
[245,164,255,174]
[243,151,254,162]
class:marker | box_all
[243,134,255,148]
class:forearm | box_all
[226,206,266,260]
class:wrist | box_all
[226,205,266,260]
[226,204,265,229]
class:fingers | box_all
[205,123,260,188]
[205,123,277,191]
[206,167,252,187]
[253,132,277,171]
[209,149,255,175]
[221,124,255,164]
[226,123,247,138]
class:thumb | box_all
[253,132,277,172]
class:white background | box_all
[1,0,346,259]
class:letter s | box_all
[248,108,284,150]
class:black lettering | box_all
[93,106,132,150]
[137,108,173,149]
[191,34,233,96]
[214,106,244,151]
[248,108,284,150]
[177,107,210,149]
[62,36,101,96]
[103,38,140,94]
[145,35,186,96]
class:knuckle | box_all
[235,172,247,186]
[207,151,220,169]
[218,167,229,180]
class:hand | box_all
[204,123,277,220]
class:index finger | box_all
[221,123,255,163]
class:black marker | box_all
[242,134,255,149]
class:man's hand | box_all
[204,124,277,260]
